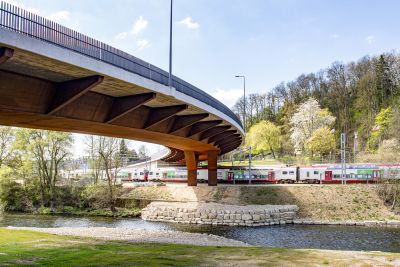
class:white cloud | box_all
[136,39,151,50]
[209,88,243,108]
[115,32,128,40]
[366,35,375,44]
[4,0,39,14]
[178,16,200,30]
[131,16,148,35]
[46,10,70,22]
[330,34,339,39]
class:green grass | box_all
[0,228,399,266]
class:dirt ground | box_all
[121,184,400,221]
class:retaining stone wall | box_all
[141,202,298,226]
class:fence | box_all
[0,1,242,128]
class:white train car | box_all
[273,167,298,183]
[131,169,148,182]
[197,169,230,183]
[298,166,326,183]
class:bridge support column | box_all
[207,151,218,186]
[184,151,197,186]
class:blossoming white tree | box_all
[290,98,336,154]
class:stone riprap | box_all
[141,202,298,226]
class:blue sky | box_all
[6,0,400,107]
[5,0,400,155]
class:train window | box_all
[307,172,310,177]
[314,171,319,175]
[156,173,159,176]
[149,172,153,175]
[134,173,137,176]
[282,171,288,175]
[289,171,295,175]
[140,172,143,175]
[334,174,340,178]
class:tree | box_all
[84,135,103,185]
[119,139,129,167]
[14,129,72,209]
[375,55,395,107]
[306,127,336,158]
[367,107,393,151]
[138,145,149,159]
[247,121,280,158]
[129,148,139,162]
[289,98,335,154]
[0,126,14,167]
[97,136,121,212]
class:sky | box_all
[4,0,400,156]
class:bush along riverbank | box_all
[0,180,141,218]
[35,206,141,218]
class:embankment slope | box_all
[121,184,399,221]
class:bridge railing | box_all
[0,2,243,128]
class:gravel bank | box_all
[8,227,249,247]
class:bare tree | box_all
[97,136,122,212]
[84,135,103,185]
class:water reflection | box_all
[1,213,399,252]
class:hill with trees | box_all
[232,52,400,163]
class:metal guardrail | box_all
[0,2,243,128]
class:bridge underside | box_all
[0,46,242,186]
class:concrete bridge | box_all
[0,2,244,186]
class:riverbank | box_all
[121,184,400,221]
[1,228,399,266]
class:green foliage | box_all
[0,179,31,212]
[306,127,336,157]
[367,107,393,151]
[81,184,122,210]
[247,120,281,158]
[13,129,73,208]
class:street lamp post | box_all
[168,0,173,88]
[235,75,246,131]
[235,75,251,184]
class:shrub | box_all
[0,179,32,212]
[81,184,123,209]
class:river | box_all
[1,213,399,252]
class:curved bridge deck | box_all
[0,2,243,186]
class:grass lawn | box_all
[0,228,399,266]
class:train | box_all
[117,163,400,184]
